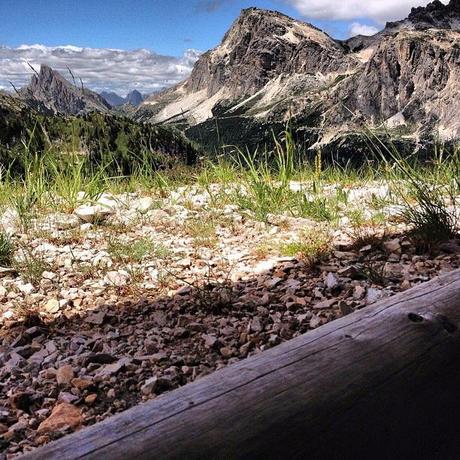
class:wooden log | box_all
[23,269,460,460]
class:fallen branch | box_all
[22,268,460,459]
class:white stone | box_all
[18,283,35,295]
[0,208,20,236]
[133,197,155,214]
[44,298,60,314]
[42,271,57,280]
[141,376,158,395]
[105,270,130,287]
[74,205,114,223]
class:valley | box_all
[1,0,460,458]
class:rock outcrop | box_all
[137,0,460,152]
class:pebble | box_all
[0,183,457,457]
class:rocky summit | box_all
[137,0,460,152]
[19,65,112,116]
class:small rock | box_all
[56,365,74,386]
[384,239,401,254]
[71,378,94,391]
[84,394,97,405]
[366,288,382,304]
[313,298,336,310]
[74,204,114,223]
[203,334,218,349]
[134,197,155,214]
[37,403,83,434]
[44,298,60,314]
[85,310,107,325]
[18,283,35,295]
[141,376,158,395]
[0,208,20,235]
[325,272,338,290]
[105,270,130,287]
[250,316,264,332]
[264,277,283,289]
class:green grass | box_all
[280,227,332,266]
[14,248,52,285]
[0,125,458,251]
[365,131,460,243]
[108,237,170,263]
[0,231,14,267]
[183,217,218,248]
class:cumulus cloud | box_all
[0,44,201,96]
[349,22,379,36]
[284,0,447,23]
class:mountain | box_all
[125,90,144,106]
[20,65,112,115]
[100,89,144,107]
[137,1,460,153]
[100,91,125,107]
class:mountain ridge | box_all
[100,89,144,107]
[137,0,460,153]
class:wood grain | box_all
[22,269,460,460]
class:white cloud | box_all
[284,0,448,23]
[349,22,379,36]
[0,44,201,96]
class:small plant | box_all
[108,237,169,263]
[280,227,331,266]
[0,231,14,266]
[365,127,460,244]
[358,259,386,285]
[166,259,234,313]
[183,218,218,248]
[297,196,336,222]
[253,240,276,260]
[347,209,387,249]
[14,248,52,285]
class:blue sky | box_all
[0,0,439,94]
[0,0,377,54]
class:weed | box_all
[0,231,14,266]
[183,218,218,248]
[280,227,331,266]
[14,248,52,285]
[108,236,170,263]
[365,128,460,244]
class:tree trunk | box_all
[23,269,460,460]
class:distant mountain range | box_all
[100,90,145,107]
[135,0,460,153]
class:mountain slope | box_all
[20,65,112,115]
[100,91,125,107]
[0,90,198,175]
[137,1,460,152]
[138,8,351,126]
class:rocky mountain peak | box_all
[139,2,460,150]
[21,64,111,115]
[387,0,460,31]
[125,89,144,106]
[181,7,346,101]
[29,64,69,92]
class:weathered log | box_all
[23,269,460,460]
